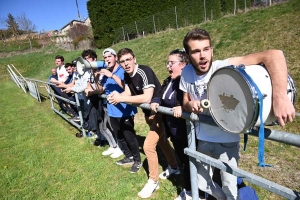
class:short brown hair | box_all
[117,48,135,61]
[55,55,64,62]
[183,28,211,54]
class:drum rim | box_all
[207,65,260,134]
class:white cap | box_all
[103,48,116,56]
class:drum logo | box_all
[218,93,240,112]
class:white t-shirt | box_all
[57,65,68,82]
[179,59,240,143]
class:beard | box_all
[191,59,213,75]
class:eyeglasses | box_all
[119,57,133,64]
[165,61,182,67]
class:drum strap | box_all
[257,91,271,167]
[241,68,272,167]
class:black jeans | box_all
[109,116,141,163]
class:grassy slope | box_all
[0,0,299,199]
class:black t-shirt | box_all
[124,65,161,116]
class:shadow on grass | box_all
[39,93,49,102]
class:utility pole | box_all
[76,0,82,21]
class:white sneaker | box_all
[159,165,180,180]
[138,179,159,199]
[102,147,115,156]
[174,189,204,200]
[110,147,123,158]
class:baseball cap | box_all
[72,59,77,64]
[103,48,116,56]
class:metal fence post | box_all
[204,0,207,22]
[46,84,55,110]
[74,93,86,137]
[234,0,236,15]
[175,6,178,30]
[135,21,139,36]
[186,120,199,200]
[153,15,156,34]
[34,81,41,102]
[122,26,125,41]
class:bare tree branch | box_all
[17,12,36,33]
[16,12,37,49]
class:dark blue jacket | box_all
[151,76,187,139]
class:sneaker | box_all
[72,116,80,122]
[174,189,205,200]
[110,147,124,158]
[75,132,83,138]
[159,165,180,180]
[88,132,95,138]
[116,157,134,166]
[130,162,142,173]
[102,147,115,156]
[138,179,159,199]
[93,138,108,146]
[174,189,191,200]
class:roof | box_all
[60,20,84,31]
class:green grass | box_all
[0,39,41,53]
[1,0,300,199]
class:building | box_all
[60,17,91,36]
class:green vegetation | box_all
[88,0,251,47]
[1,0,300,199]
[0,39,41,53]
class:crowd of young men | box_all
[48,28,295,200]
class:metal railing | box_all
[7,67,300,199]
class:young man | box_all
[82,49,111,146]
[180,28,295,200]
[63,58,90,122]
[56,63,78,119]
[99,48,141,172]
[55,55,68,82]
[48,68,68,113]
[108,48,179,199]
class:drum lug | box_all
[252,126,259,132]
[238,64,245,69]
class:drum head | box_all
[208,68,256,133]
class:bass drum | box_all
[207,65,296,134]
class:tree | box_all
[17,12,37,49]
[67,23,92,48]
[6,13,19,38]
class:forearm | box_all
[121,94,151,104]
[94,84,104,94]
[111,74,125,89]
[183,101,193,113]
[231,50,287,93]
[262,50,288,97]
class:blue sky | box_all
[0,0,89,32]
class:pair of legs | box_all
[169,134,191,190]
[197,140,240,200]
[144,113,178,182]
[99,106,117,147]
[110,115,141,163]
[50,85,68,113]
[61,92,78,117]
